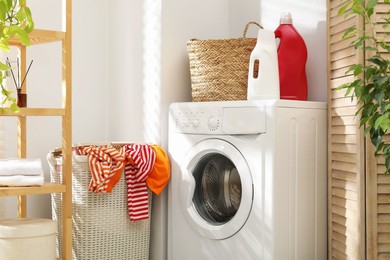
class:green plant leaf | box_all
[0,61,9,70]
[15,28,30,46]
[22,7,34,33]
[345,85,354,97]
[0,2,6,22]
[380,41,390,52]
[0,38,10,51]
[383,145,390,155]
[383,103,390,112]
[376,76,389,86]
[364,46,378,52]
[385,156,390,174]
[342,27,357,40]
[15,7,34,33]
[365,66,377,79]
[365,0,378,17]
[1,87,9,96]
[375,114,390,132]
[352,37,366,49]
[3,25,17,38]
[370,129,383,148]
[4,0,12,10]
[337,83,349,90]
[9,102,18,113]
[375,91,385,106]
[352,3,364,16]
[346,64,363,75]
[367,7,374,17]
[354,64,363,76]
[369,56,386,67]
[338,2,351,16]
[364,125,372,135]
[360,115,369,126]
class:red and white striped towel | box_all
[124,144,156,221]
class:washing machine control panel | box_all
[170,105,266,135]
[173,109,223,134]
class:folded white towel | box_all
[0,174,44,187]
[0,159,44,176]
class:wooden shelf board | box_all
[9,29,65,46]
[0,183,66,197]
[0,108,65,116]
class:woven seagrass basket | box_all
[187,21,262,102]
[48,152,151,260]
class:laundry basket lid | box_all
[0,218,56,238]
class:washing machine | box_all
[168,99,327,260]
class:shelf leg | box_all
[17,195,27,218]
[63,217,72,260]
[17,116,26,158]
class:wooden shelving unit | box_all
[0,183,66,196]
[0,1,72,259]
[0,108,65,116]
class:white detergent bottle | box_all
[247,28,280,100]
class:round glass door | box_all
[179,139,253,240]
[192,153,242,225]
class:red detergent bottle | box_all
[274,12,308,100]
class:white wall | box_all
[229,0,260,38]
[72,0,110,144]
[106,0,145,143]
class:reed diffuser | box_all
[7,57,33,107]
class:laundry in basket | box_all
[48,149,152,260]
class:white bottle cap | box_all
[280,12,293,24]
[257,29,276,46]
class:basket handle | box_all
[243,21,263,38]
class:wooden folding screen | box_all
[328,0,390,259]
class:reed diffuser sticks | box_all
[6,57,33,92]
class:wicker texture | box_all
[187,22,262,101]
[0,218,56,260]
[48,153,151,260]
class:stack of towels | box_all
[0,159,44,186]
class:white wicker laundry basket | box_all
[48,152,151,260]
[0,218,57,260]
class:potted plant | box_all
[0,0,33,112]
[338,0,390,172]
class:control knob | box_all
[207,116,219,131]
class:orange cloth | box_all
[77,145,126,193]
[146,145,171,195]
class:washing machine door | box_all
[179,138,253,240]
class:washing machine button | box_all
[207,116,220,131]
[192,119,200,128]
